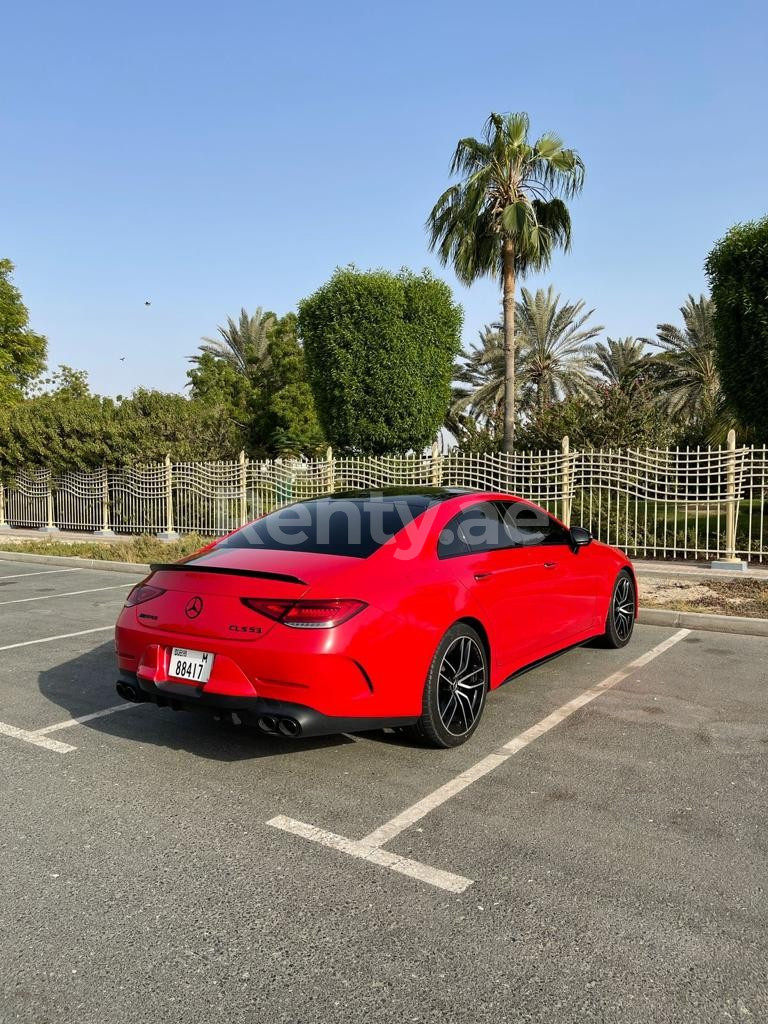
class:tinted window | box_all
[438,500,570,558]
[438,502,505,557]
[498,502,571,547]
[212,496,434,559]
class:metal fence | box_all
[1,433,767,562]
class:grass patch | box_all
[0,533,213,564]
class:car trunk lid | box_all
[135,548,359,640]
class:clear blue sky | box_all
[2,0,767,397]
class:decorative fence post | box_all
[561,435,571,527]
[325,446,334,493]
[0,475,10,532]
[239,450,248,526]
[431,441,442,487]
[158,455,179,542]
[711,429,746,570]
[39,470,60,533]
[95,466,115,537]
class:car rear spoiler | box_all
[149,563,307,585]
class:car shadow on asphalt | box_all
[36,642,356,761]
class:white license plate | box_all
[168,647,214,683]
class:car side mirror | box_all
[569,526,592,552]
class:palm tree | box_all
[515,286,602,413]
[452,325,507,423]
[427,112,585,452]
[452,289,601,426]
[590,336,648,392]
[190,307,275,378]
[644,295,721,428]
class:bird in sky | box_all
[144,300,151,306]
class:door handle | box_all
[474,571,494,580]
[543,561,558,569]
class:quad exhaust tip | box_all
[115,684,301,737]
[257,714,301,738]
[115,681,146,703]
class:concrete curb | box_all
[0,550,149,575]
[638,607,768,637]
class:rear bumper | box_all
[118,670,417,738]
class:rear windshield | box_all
[216,496,436,558]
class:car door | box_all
[500,500,598,647]
[438,501,554,673]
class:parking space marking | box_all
[0,626,114,651]
[34,702,137,735]
[0,720,76,754]
[0,568,83,580]
[268,816,472,893]
[268,628,691,892]
[0,584,130,606]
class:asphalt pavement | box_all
[0,556,766,1023]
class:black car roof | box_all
[325,487,477,503]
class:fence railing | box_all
[1,433,767,562]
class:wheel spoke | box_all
[439,692,457,721]
[457,679,485,691]
[455,666,483,685]
[454,689,470,730]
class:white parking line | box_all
[0,626,114,651]
[0,721,76,754]
[0,568,83,580]
[35,703,136,735]
[0,702,140,754]
[268,628,691,892]
[268,816,472,893]
[0,584,130,606]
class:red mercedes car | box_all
[115,488,637,747]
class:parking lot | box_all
[0,554,766,1023]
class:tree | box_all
[249,313,325,457]
[644,295,722,433]
[188,311,323,456]
[515,384,677,451]
[0,389,241,472]
[589,337,648,394]
[515,286,602,413]
[452,287,601,428]
[0,258,47,403]
[187,351,252,433]
[40,364,91,399]
[192,307,275,378]
[452,325,507,425]
[427,112,584,452]
[706,217,768,439]
[298,267,462,454]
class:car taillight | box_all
[241,598,366,628]
[125,584,166,607]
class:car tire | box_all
[597,569,636,648]
[407,623,489,748]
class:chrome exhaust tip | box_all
[277,718,301,738]
[257,715,279,734]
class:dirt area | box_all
[639,574,768,618]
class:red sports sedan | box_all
[114,488,637,747]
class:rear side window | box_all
[498,502,571,547]
[438,500,570,557]
[438,502,503,557]
[216,497,433,558]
